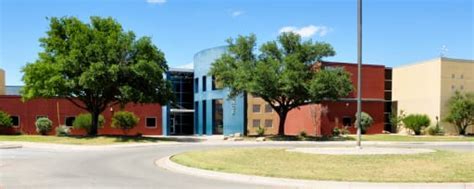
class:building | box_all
[1,46,393,136]
[0,69,5,95]
[0,71,163,135]
[392,57,474,134]
[193,46,246,135]
[192,46,392,136]
[162,67,195,135]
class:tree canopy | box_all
[445,91,474,135]
[22,16,172,135]
[210,33,353,135]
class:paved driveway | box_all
[1,141,473,189]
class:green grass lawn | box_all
[0,135,176,145]
[172,148,474,182]
[356,134,474,142]
[255,134,474,142]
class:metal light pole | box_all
[356,0,363,148]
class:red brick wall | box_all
[323,62,385,99]
[0,95,162,135]
[285,62,387,136]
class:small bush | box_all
[332,127,341,136]
[424,123,444,136]
[299,131,307,138]
[36,117,53,135]
[73,113,105,134]
[403,114,431,135]
[355,112,374,133]
[0,111,13,128]
[55,125,71,136]
[111,111,139,134]
[256,126,265,137]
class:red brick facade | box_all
[285,62,389,136]
[0,96,162,135]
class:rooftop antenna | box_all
[440,45,448,57]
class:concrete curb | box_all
[156,156,474,189]
[0,144,22,149]
[0,141,180,151]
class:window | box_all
[65,116,75,127]
[342,117,352,127]
[264,104,272,113]
[202,100,207,134]
[10,116,19,127]
[252,104,261,113]
[452,74,455,79]
[194,78,198,93]
[460,85,464,90]
[202,76,207,91]
[252,119,261,127]
[460,74,464,79]
[146,117,157,128]
[264,119,273,128]
[36,115,47,120]
[451,85,455,90]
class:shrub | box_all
[73,113,105,134]
[299,130,307,138]
[445,91,474,135]
[35,117,53,135]
[332,127,341,136]
[355,112,374,134]
[0,111,13,128]
[402,114,430,135]
[424,123,444,136]
[55,125,71,136]
[333,127,349,136]
[111,111,139,134]
[256,126,265,137]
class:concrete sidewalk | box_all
[157,156,474,189]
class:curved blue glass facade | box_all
[193,46,245,135]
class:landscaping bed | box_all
[171,148,474,182]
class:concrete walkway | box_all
[157,155,473,189]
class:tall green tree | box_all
[445,91,474,135]
[22,16,172,135]
[210,33,353,136]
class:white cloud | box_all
[146,0,166,5]
[231,10,244,17]
[278,25,331,38]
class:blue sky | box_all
[1,0,473,85]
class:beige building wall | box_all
[392,58,442,126]
[0,69,5,95]
[246,94,279,135]
[393,57,474,135]
[440,58,474,134]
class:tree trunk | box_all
[460,125,466,136]
[277,111,288,136]
[89,111,100,136]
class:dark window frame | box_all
[264,119,273,128]
[342,117,352,127]
[252,119,261,128]
[252,104,261,113]
[145,117,157,128]
[10,115,20,127]
[64,116,76,127]
[202,76,207,92]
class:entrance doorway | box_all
[213,99,224,134]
